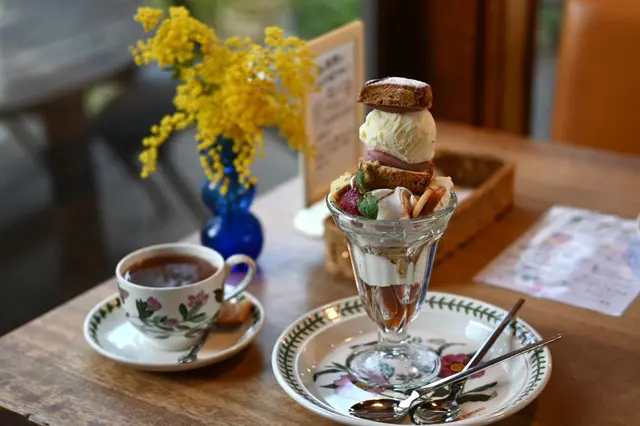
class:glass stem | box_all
[378,327,409,345]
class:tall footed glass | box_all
[327,193,457,390]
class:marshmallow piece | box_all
[368,187,415,220]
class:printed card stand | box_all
[294,21,365,238]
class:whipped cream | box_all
[430,176,454,211]
[359,109,435,164]
[368,187,415,220]
[351,249,429,287]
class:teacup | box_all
[115,243,256,351]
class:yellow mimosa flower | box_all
[130,7,317,192]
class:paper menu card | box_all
[476,206,640,316]
[300,21,365,207]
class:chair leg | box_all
[4,117,43,161]
[159,156,209,225]
[103,138,174,221]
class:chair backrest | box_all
[552,0,640,155]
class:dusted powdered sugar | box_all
[368,77,427,88]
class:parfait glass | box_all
[327,193,457,390]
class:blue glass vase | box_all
[200,139,264,262]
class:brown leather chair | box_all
[552,0,640,155]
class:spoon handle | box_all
[448,298,525,399]
[177,322,214,364]
[467,298,525,367]
[399,334,562,409]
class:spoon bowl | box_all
[349,334,562,423]
[410,399,461,424]
[349,399,403,422]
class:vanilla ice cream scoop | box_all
[359,109,436,164]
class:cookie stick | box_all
[412,187,434,218]
[421,187,447,215]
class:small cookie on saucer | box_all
[216,299,254,326]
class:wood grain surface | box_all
[1,122,639,426]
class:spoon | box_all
[177,322,215,364]
[349,333,562,422]
[411,298,525,424]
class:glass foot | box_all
[346,341,441,390]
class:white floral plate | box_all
[272,292,552,425]
[84,292,264,372]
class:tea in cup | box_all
[115,243,256,351]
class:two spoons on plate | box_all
[350,299,562,424]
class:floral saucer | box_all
[272,292,552,425]
[83,292,264,372]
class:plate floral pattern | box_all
[84,292,264,372]
[313,337,498,413]
[116,283,225,339]
[272,292,552,426]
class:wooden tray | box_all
[323,150,516,279]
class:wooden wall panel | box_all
[501,0,537,134]
[374,0,537,135]
[424,0,481,124]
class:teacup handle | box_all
[223,254,257,301]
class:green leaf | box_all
[312,369,343,382]
[184,328,203,339]
[379,362,395,380]
[457,391,497,404]
[176,325,191,331]
[431,386,450,398]
[357,195,378,219]
[190,301,202,317]
[136,299,153,320]
[331,362,349,371]
[355,163,366,194]
[190,313,207,322]
[214,289,224,303]
[320,383,339,390]
[435,342,465,356]
[464,381,498,394]
[179,303,188,320]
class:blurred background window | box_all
[0,0,364,335]
[0,0,596,335]
[531,0,564,140]
[144,0,362,39]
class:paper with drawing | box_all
[476,206,640,316]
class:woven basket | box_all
[323,150,516,279]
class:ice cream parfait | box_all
[327,77,457,390]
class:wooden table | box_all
[1,123,639,426]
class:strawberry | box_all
[339,187,362,216]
